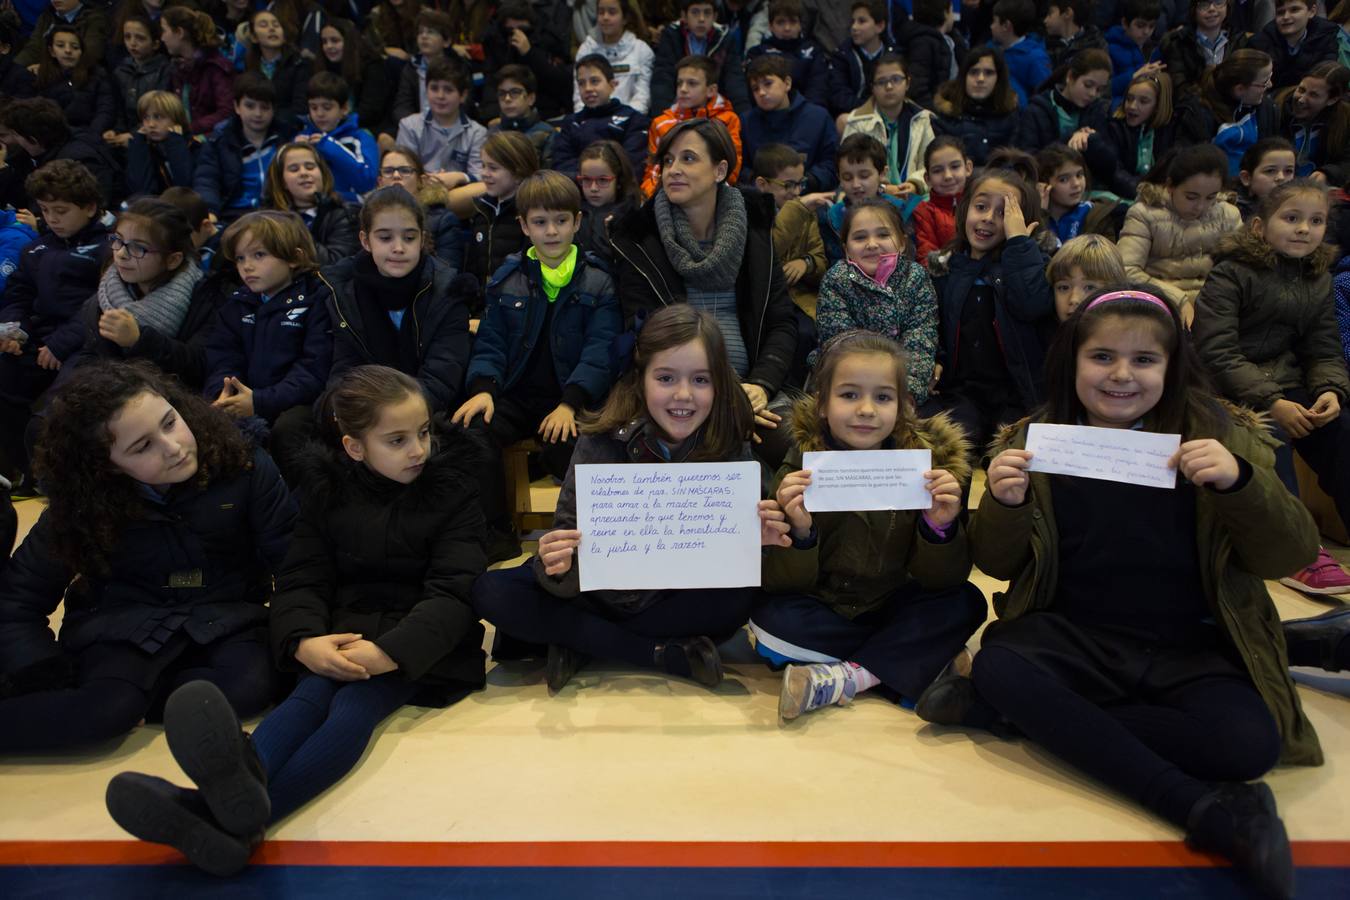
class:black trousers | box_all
[0,629,277,754]
[0,348,56,480]
[471,562,755,669]
[1269,387,1350,527]
[749,583,987,702]
[468,393,576,532]
[920,387,1027,460]
[971,612,1282,828]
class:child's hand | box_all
[1134,61,1166,79]
[538,528,581,576]
[1270,398,1314,438]
[882,182,916,198]
[296,633,370,680]
[432,171,470,189]
[508,27,531,55]
[451,391,495,427]
[337,638,398,675]
[1002,190,1037,239]
[924,469,961,528]
[782,258,807,286]
[384,47,410,60]
[15,208,37,230]
[798,191,834,211]
[776,469,814,539]
[929,362,942,395]
[35,346,60,370]
[0,339,21,356]
[1067,128,1094,152]
[98,308,140,348]
[212,376,254,418]
[538,403,577,443]
[987,449,1033,506]
[1307,391,1341,427]
[758,498,792,547]
[1169,439,1239,490]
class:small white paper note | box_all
[1025,424,1180,489]
[801,449,934,512]
[576,461,761,592]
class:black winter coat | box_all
[931,95,1018,167]
[112,53,173,131]
[651,23,751,116]
[126,132,196,196]
[39,72,118,135]
[610,187,797,396]
[0,447,296,684]
[269,434,486,702]
[304,197,361,265]
[459,194,528,313]
[1013,90,1110,153]
[902,24,967,110]
[1159,26,1250,98]
[1085,117,1178,199]
[254,49,312,129]
[1249,16,1340,89]
[322,253,471,413]
[1173,92,1280,149]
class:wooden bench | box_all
[503,439,556,534]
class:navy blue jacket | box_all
[203,272,335,422]
[742,93,839,191]
[0,219,110,361]
[827,39,899,116]
[651,22,751,116]
[125,132,197,197]
[192,115,297,214]
[0,447,296,682]
[744,34,831,107]
[466,250,621,411]
[1014,90,1111,153]
[548,98,650,176]
[321,253,470,413]
[930,236,1056,410]
[1249,15,1340,89]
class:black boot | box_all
[914,668,979,726]
[1282,606,1350,671]
[654,637,723,688]
[545,644,589,694]
[106,772,260,877]
[164,680,270,836]
[1186,781,1294,900]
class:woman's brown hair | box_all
[33,361,251,575]
[583,305,755,460]
[934,46,1017,116]
[162,7,220,49]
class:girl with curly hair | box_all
[0,361,296,754]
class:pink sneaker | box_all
[1280,548,1350,596]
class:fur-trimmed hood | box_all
[1215,225,1339,277]
[787,395,973,485]
[290,417,486,514]
[1136,180,1239,211]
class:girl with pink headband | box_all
[917,283,1324,900]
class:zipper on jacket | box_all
[611,237,674,305]
[317,271,372,360]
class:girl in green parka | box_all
[752,331,987,721]
[918,287,1322,900]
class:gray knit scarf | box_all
[653,182,747,291]
[97,263,203,338]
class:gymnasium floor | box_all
[2,478,1348,898]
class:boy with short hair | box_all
[1045,233,1127,322]
[826,0,897,117]
[1250,0,1341,88]
[743,55,837,191]
[193,74,296,221]
[651,0,752,116]
[1106,0,1163,103]
[744,0,831,108]
[453,170,620,556]
[482,0,574,121]
[641,54,743,195]
[15,0,109,68]
[550,54,650,176]
[488,63,556,159]
[393,10,456,123]
[396,57,487,188]
[1043,0,1107,68]
[904,0,970,109]
[756,143,825,342]
[816,133,906,265]
[300,72,379,202]
[989,0,1053,106]
[0,159,109,484]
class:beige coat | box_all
[1116,182,1241,311]
[840,98,935,195]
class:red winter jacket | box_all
[913,191,960,268]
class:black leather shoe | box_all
[656,636,724,688]
[164,680,270,836]
[106,772,257,877]
[1282,606,1350,671]
[914,668,977,725]
[1187,781,1294,900]
[545,644,589,694]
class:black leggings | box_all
[471,563,755,668]
[971,613,1282,829]
[0,631,276,754]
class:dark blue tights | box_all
[250,673,418,822]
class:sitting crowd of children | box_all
[3,1,1350,898]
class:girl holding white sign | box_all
[471,305,791,693]
[753,331,987,721]
[921,288,1322,899]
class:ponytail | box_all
[162,7,220,49]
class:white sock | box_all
[845,662,880,695]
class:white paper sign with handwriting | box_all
[576,462,762,592]
[801,449,934,512]
[1025,423,1180,489]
